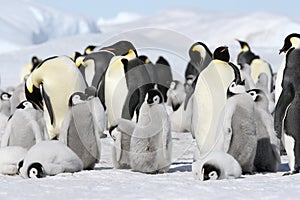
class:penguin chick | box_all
[192,151,242,181]
[247,89,280,172]
[60,92,101,170]
[166,80,186,111]
[0,92,11,116]
[0,146,27,175]
[19,140,83,178]
[1,100,46,150]
[130,89,172,173]
[109,118,136,169]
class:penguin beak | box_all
[279,46,286,54]
[75,57,85,67]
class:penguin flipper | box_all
[274,84,294,138]
[222,100,236,152]
[41,87,54,125]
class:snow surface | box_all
[1,3,300,199]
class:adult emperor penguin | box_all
[59,91,101,170]
[236,39,273,92]
[100,40,137,56]
[121,58,153,121]
[130,89,172,173]
[185,42,212,85]
[275,33,300,174]
[25,56,87,139]
[0,146,27,175]
[155,56,173,102]
[247,89,280,172]
[1,100,46,150]
[105,49,137,126]
[222,80,257,174]
[109,118,136,169]
[19,140,83,178]
[192,150,242,181]
[192,46,236,154]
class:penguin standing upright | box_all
[275,33,300,174]
[25,56,87,139]
[1,100,46,149]
[247,89,280,172]
[236,39,273,92]
[130,89,172,173]
[0,92,11,116]
[192,46,236,154]
[185,42,212,84]
[59,92,101,170]
[155,56,173,102]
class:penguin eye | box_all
[230,83,236,88]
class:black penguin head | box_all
[145,89,164,105]
[27,162,46,178]
[84,45,96,55]
[190,42,212,62]
[202,163,220,181]
[212,46,230,62]
[31,56,42,72]
[247,89,265,102]
[101,41,137,57]
[236,39,250,52]
[69,92,87,106]
[85,86,97,99]
[227,79,246,98]
[0,92,11,101]
[279,33,300,54]
[17,160,24,174]
[138,55,151,64]
[16,100,39,110]
[72,51,82,61]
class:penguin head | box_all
[16,100,39,110]
[212,46,230,62]
[279,33,300,54]
[72,51,82,62]
[102,40,137,57]
[145,89,164,106]
[31,56,41,72]
[138,55,151,64]
[69,92,87,106]
[0,92,11,101]
[84,45,96,55]
[27,162,46,178]
[227,79,246,98]
[190,42,212,62]
[202,163,220,181]
[236,39,250,52]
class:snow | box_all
[1,2,300,199]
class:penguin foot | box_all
[282,170,300,176]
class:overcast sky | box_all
[33,0,299,19]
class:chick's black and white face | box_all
[202,164,220,181]
[27,162,45,178]
[228,81,246,94]
[70,93,86,106]
[1,92,11,101]
[247,90,259,102]
[145,90,163,105]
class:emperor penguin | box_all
[236,39,273,92]
[138,55,158,87]
[109,118,136,169]
[0,91,11,116]
[84,45,97,55]
[19,140,83,178]
[105,49,137,126]
[256,73,275,114]
[100,40,137,56]
[121,58,153,121]
[59,92,101,170]
[222,79,257,174]
[247,89,280,172]
[192,150,242,181]
[167,81,192,133]
[76,51,115,109]
[239,63,256,90]
[25,56,87,139]
[275,33,300,174]
[192,46,236,154]
[185,42,212,85]
[20,56,42,82]
[1,100,46,150]
[85,86,107,138]
[130,89,172,173]
[0,146,27,175]
[155,56,173,102]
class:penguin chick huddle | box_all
[0,33,298,182]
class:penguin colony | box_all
[0,33,298,181]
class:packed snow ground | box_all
[1,2,300,199]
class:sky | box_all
[33,0,299,20]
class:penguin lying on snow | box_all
[130,89,172,173]
[60,91,101,170]
[1,100,46,150]
[192,150,242,181]
[19,140,83,178]
[0,146,27,175]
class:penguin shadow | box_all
[168,161,192,173]
[277,163,290,172]
[93,166,114,171]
